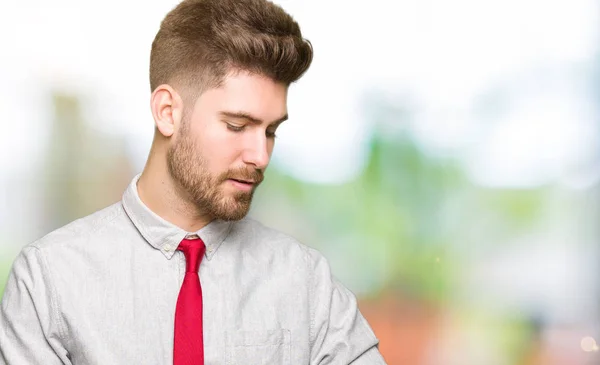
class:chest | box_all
[58,257,311,364]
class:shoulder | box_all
[8,202,124,287]
[27,202,124,254]
[228,216,328,267]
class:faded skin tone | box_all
[137,70,289,232]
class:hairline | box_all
[171,66,291,107]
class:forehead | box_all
[195,71,289,119]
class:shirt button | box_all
[164,244,172,252]
[207,247,213,253]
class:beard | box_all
[166,119,264,221]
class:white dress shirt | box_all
[0,174,386,364]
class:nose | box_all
[242,133,271,170]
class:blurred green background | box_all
[1,1,600,364]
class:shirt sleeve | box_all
[0,246,71,364]
[307,248,387,365]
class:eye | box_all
[226,123,245,132]
[266,130,277,139]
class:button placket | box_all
[177,248,185,284]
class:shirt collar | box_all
[121,173,232,261]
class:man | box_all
[0,0,386,364]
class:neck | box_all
[137,149,213,232]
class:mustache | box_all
[223,168,264,184]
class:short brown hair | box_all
[149,0,313,96]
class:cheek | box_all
[202,132,242,170]
[268,139,276,154]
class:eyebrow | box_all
[219,111,289,126]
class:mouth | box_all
[229,178,256,185]
[227,178,258,192]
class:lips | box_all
[229,178,255,185]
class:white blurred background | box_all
[1,1,599,364]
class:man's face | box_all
[167,71,288,221]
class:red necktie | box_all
[173,238,206,365]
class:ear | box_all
[150,84,184,137]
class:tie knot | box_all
[177,238,206,273]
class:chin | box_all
[211,198,252,221]
[215,208,250,221]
